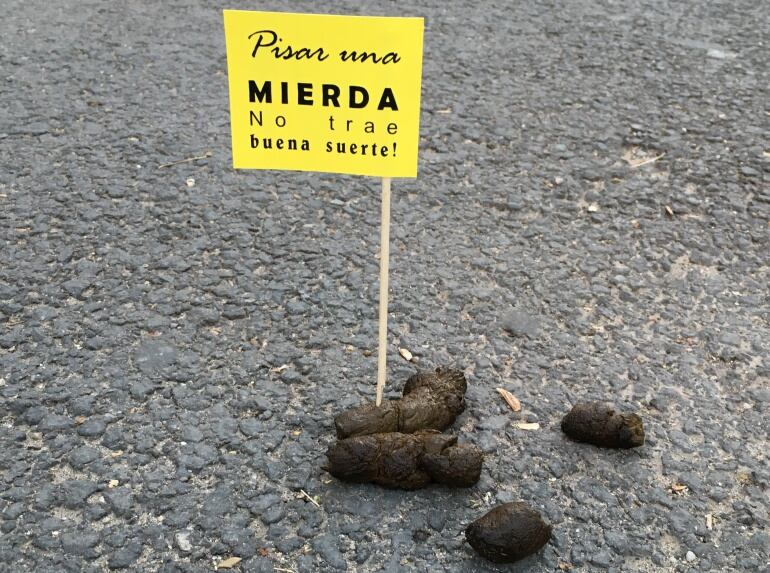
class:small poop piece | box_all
[561,401,645,448]
[465,502,552,563]
[323,431,482,490]
[334,367,467,438]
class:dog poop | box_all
[334,367,467,438]
[465,502,552,563]
[561,401,645,448]
[323,430,483,489]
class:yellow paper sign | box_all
[223,10,424,178]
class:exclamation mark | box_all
[392,142,397,157]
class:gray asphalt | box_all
[1,1,768,572]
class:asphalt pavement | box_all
[1,1,768,572]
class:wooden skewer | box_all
[375,177,392,407]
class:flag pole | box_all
[375,177,391,407]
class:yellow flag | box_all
[223,10,424,177]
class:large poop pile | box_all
[561,401,645,448]
[325,366,647,564]
[324,430,483,489]
[334,367,467,438]
[465,502,552,563]
[325,367,481,490]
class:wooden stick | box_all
[298,489,321,508]
[629,152,665,168]
[157,150,212,169]
[375,177,392,407]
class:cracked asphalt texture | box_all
[1,1,768,572]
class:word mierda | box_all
[249,81,398,111]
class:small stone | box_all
[129,380,156,398]
[0,328,23,349]
[427,510,447,532]
[707,48,736,59]
[591,550,612,569]
[260,504,285,525]
[101,426,125,449]
[241,558,275,573]
[749,532,770,551]
[286,300,308,315]
[85,503,110,521]
[652,551,667,567]
[23,406,47,425]
[474,431,499,453]
[275,535,304,554]
[750,388,770,403]
[78,416,108,437]
[280,369,302,384]
[135,340,178,374]
[59,480,99,509]
[175,532,193,552]
[62,278,90,298]
[478,414,509,431]
[239,419,264,439]
[39,414,74,432]
[68,446,100,469]
[34,486,56,510]
[108,541,143,569]
[223,305,247,320]
[1,502,24,520]
[33,532,61,551]
[718,332,741,347]
[68,396,95,416]
[1,521,15,533]
[105,489,134,517]
[182,425,204,442]
[193,308,220,326]
[686,551,696,563]
[61,531,100,556]
[604,531,629,554]
[502,310,541,338]
[668,508,697,534]
[312,534,347,570]
[2,486,31,502]
[548,460,565,479]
